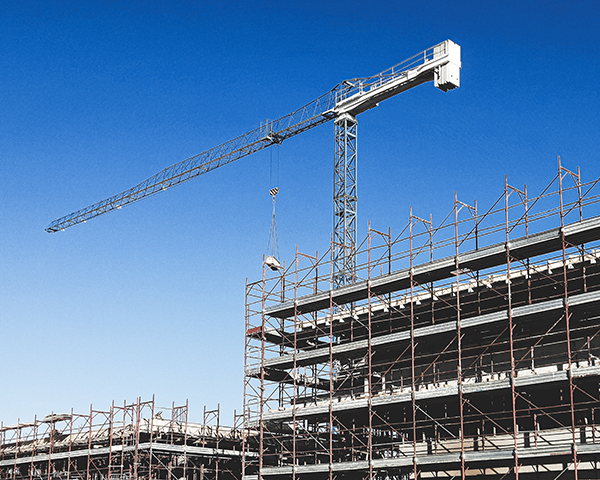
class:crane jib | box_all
[46,40,460,234]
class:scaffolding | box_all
[244,160,600,479]
[0,398,252,480]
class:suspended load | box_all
[265,255,281,271]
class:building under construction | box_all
[0,398,250,480]
[5,163,600,480]
[243,163,600,479]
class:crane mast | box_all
[47,40,461,288]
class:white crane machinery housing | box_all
[332,40,460,119]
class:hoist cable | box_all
[266,187,280,260]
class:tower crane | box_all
[46,40,461,287]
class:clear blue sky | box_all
[1,0,599,425]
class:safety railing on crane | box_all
[334,43,445,105]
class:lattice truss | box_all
[243,161,600,480]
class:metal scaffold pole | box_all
[558,157,582,480]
